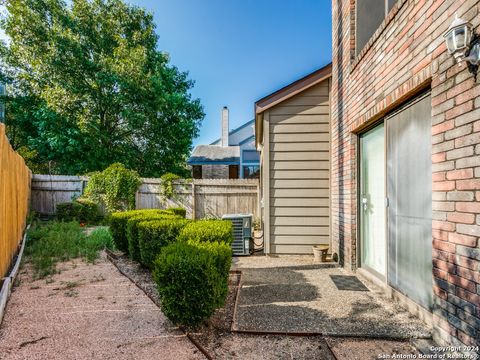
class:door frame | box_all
[357,121,388,281]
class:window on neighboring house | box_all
[243,165,260,179]
[242,149,260,163]
[356,0,396,55]
[241,149,260,179]
[192,165,202,179]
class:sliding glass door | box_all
[360,123,386,277]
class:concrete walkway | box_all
[232,256,431,339]
[0,255,204,360]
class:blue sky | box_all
[128,0,332,146]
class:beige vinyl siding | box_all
[267,80,330,254]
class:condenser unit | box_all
[222,214,253,256]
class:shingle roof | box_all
[188,145,240,165]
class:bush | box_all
[177,219,233,245]
[109,209,169,253]
[166,207,187,218]
[56,198,100,223]
[137,218,190,268]
[84,163,141,213]
[153,241,232,328]
[126,212,178,262]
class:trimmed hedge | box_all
[138,218,190,268]
[56,198,100,223]
[177,219,233,245]
[126,212,178,262]
[109,209,170,253]
[166,207,187,218]
[153,240,232,328]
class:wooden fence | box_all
[0,124,31,278]
[31,175,259,219]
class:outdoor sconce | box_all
[444,14,480,80]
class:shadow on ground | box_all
[233,256,431,339]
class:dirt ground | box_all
[0,255,203,360]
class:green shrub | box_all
[166,207,187,218]
[137,218,190,268]
[109,209,168,253]
[126,212,177,262]
[153,241,232,328]
[177,219,233,245]
[56,198,100,223]
[84,163,141,213]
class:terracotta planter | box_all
[312,245,329,263]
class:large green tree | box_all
[0,0,204,176]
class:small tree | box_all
[84,163,141,213]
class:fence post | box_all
[191,181,196,220]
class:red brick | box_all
[433,239,456,253]
[456,202,480,213]
[432,220,455,232]
[433,259,456,273]
[434,248,455,262]
[432,152,446,163]
[445,101,473,120]
[456,179,480,190]
[454,255,478,271]
[432,181,455,191]
[447,80,473,99]
[433,229,449,241]
[433,285,448,300]
[457,329,478,347]
[433,267,448,281]
[456,266,480,283]
[455,85,480,105]
[447,212,475,225]
[448,274,476,292]
[448,232,477,246]
[456,287,480,305]
[446,168,473,180]
[432,172,446,182]
[432,120,454,135]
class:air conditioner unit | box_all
[222,214,253,256]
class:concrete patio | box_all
[232,256,431,339]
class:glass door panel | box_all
[360,123,386,277]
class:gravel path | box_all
[233,255,431,339]
[0,254,204,360]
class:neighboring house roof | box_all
[188,145,240,165]
[254,63,332,148]
[210,119,255,145]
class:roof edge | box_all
[254,63,332,115]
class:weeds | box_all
[25,222,115,278]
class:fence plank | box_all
[31,175,259,220]
[0,124,31,278]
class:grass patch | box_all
[25,222,115,278]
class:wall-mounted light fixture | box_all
[444,14,480,80]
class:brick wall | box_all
[332,0,480,347]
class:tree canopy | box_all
[1,0,204,176]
